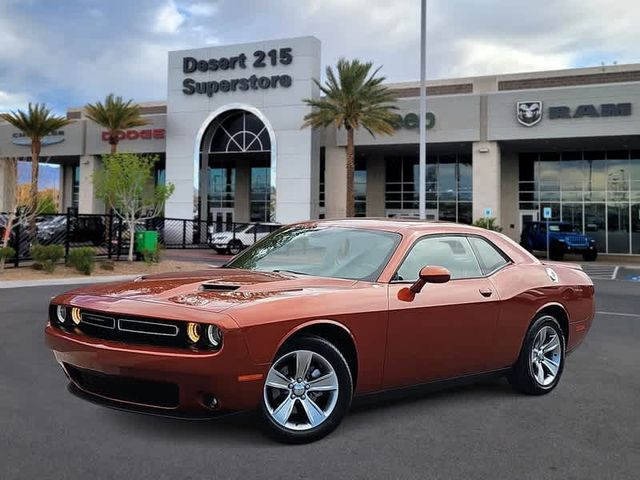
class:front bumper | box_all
[560,244,596,254]
[45,325,268,416]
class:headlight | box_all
[55,305,67,324]
[186,322,201,344]
[206,325,223,348]
[557,239,565,242]
[71,307,82,325]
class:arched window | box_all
[208,111,271,154]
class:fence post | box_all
[13,221,20,268]
[182,220,187,249]
[233,222,236,241]
[64,208,72,261]
[254,223,258,244]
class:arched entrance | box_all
[197,108,275,224]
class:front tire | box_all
[509,314,565,395]
[582,249,598,261]
[227,240,243,255]
[260,336,353,444]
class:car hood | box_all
[64,268,358,314]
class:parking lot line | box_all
[596,311,640,318]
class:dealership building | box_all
[1,36,640,254]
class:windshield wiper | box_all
[272,269,310,276]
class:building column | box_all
[500,150,519,240]
[78,155,104,214]
[324,127,347,219]
[366,155,386,217]
[0,159,8,213]
[472,141,501,225]
[235,161,251,223]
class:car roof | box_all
[292,218,491,235]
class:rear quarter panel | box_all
[489,263,594,368]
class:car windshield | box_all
[226,225,402,281]
[548,224,577,233]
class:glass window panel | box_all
[438,202,456,222]
[630,155,640,184]
[584,152,606,192]
[438,156,456,194]
[561,203,583,233]
[396,236,482,281]
[607,203,630,253]
[458,155,472,192]
[468,236,508,274]
[457,203,472,224]
[632,203,640,254]
[385,156,402,183]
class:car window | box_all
[396,236,482,281]
[245,226,255,234]
[468,236,509,274]
[256,224,273,234]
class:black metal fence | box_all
[0,210,280,268]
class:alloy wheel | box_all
[263,350,339,431]
[530,324,562,387]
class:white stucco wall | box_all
[164,36,321,223]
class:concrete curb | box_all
[0,275,140,289]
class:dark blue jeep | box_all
[520,221,598,261]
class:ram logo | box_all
[516,101,543,127]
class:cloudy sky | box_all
[1,0,639,114]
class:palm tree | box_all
[85,94,150,154]
[302,58,397,217]
[0,104,71,235]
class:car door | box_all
[383,235,501,389]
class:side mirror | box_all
[398,265,451,302]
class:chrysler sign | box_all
[182,47,293,98]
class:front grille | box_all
[66,365,179,408]
[117,318,179,337]
[55,308,196,349]
[82,313,116,329]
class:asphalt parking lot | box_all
[1,280,639,480]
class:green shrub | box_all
[141,248,161,265]
[67,247,96,275]
[0,246,16,261]
[31,244,64,273]
[473,217,503,232]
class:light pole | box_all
[418,0,427,220]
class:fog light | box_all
[203,394,218,409]
[187,322,201,344]
[206,325,222,348]
[56,305,67,324]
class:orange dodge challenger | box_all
[46,220,595,443]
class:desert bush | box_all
[141,247,162,265]
[67,247,96,275]
[31,244,64,273]
[99,260,115,271]
[473,217,503,232]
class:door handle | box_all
[479,288,493,297]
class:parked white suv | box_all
[208,223,280,254]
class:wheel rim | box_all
[530,323,562,387]
[263,350,339,431]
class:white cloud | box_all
[0,90,31,112]
[152,1,185,34]
[184,1,218,17]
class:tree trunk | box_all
[345,127,355,217]
[110,142,117,155]
[128,221,135,262]
[29,140,41,238]
[109,132,118,155]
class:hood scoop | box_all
[200,283,240,292]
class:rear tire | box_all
[549,242,565,261]
[260,335,353,444]
[520,239,532,252]
[508,314,565,395]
